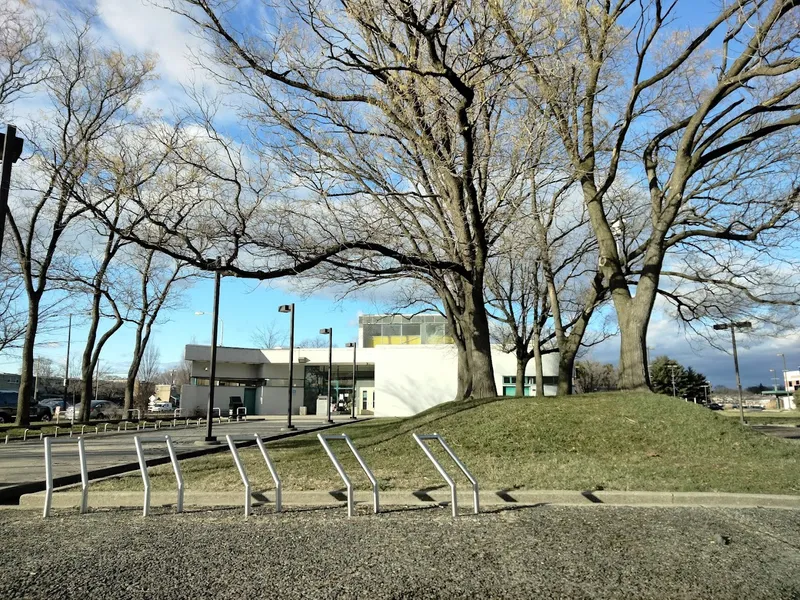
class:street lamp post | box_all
[667,364,678,397]
[0,125,24,262]
[195,311,224,346]
[713,321,752,425]
[777,353,788,410]
[701,384,709,405]
[63,314,72,424]
[204,266,223,443]
[345,342,357,420]
[279,304,296,430]
[320,328,334,423]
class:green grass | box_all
[93,392,800,495]
[717,410,800,425]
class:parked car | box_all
[64,400,123,420]
[149,402,174,413]
[0,390,52,422]
[39,398,71,413]
[707,402,724,411]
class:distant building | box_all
[784,369,799,394]
[180,314,559,418]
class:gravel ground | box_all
[1,505,799,599]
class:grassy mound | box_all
[95,392,800,495]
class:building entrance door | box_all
[244,388,256,416]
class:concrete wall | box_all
[179,385,253,417]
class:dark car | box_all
[0,390,52,422]
[707,402,724,411]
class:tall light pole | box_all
[64,314,72,424]
[345,342,357,420]
[701,384,709,405]
[279,304,296,430]
[0,125,24,262]
[195,311,224,346]
[713,321,752,425]
[667,364,678,397]
[203,265,223,443]
[320,328,333,423]
[777,353,788,410]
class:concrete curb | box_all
[16,489,800,511]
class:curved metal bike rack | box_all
[254,434,282,512]
[317,433,379,517]
[412,433,479,517]
[134,436,150,517]
[226,435,251,518]
[165,435,184,513]
[43,436,90,518]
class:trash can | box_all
[299,406,308,416]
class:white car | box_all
[149,402,174,413]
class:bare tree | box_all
[0,1,48,118]
[138,344,161,385]
[251,320,287,349]
[297,336,329,349]
[493,0,800,389]
[121,249,193,412]
[7,17,156,425]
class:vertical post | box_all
[205,266,222,442]
[64,314,72,424]
[94,359,100,400]
[732,328,745,426]
[34,357,40,402]
[351,343,357,420]
[320,328,334,423]
[288,305,295,429]
[78,437,88,514]
[165,435,184,513]
[43,436,53,518]
[0,124,23,261]
[134,436,150,517]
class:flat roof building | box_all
[180,314,559,418]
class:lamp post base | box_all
[349,415,357,420]
[281,424,297,432]
[194,437,220,446]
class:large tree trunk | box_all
[463,282,497,399]
[617,307,651,391]
[515,356,526,396]
[455,340,473,401]
[15,300,40,426]
[124,322,146,413]
[557,350,576,396]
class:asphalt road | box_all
[1,505,798,599]
[0,417,350,492]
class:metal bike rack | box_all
[134,436,150,517]
[236,407,247,421]
[165,435,184,513]
[43,437,89,518]
[212,407,222,423]
[127,409,141,422]
[254,434,282,512]
[317,433,379,517]
[226,435,251,518]
[412,433,479,517]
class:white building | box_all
[784,369,800,395]
[180,314,559,418]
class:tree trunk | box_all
[464,282,497,399]
[15,300,40,426]
[455,340,473,401]
[617,310,651,391]
[557,348,577,396]
[515,356,525,396]
[533,328,544,397]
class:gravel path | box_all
[1,505,799,599]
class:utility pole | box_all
[713,321,752,426]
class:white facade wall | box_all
[183,340,559,418]
[179,384,253,417]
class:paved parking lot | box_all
[0,417,351,494]
[0,505,798,599]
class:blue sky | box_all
[2,0,798,389]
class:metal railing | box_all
[317,433,379,517]
[412,433,479,517]
[165,435,184,513]
[134,436,150,517]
